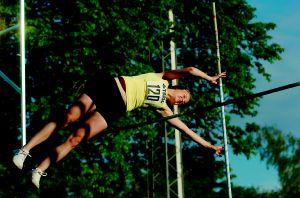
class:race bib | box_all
[144,81,167,107]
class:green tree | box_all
[232,186,279,198]
[0,0,286,197]
[257,127,300,197]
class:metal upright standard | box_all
[20,0,27,146]
[0,3,26,146]
[150,41,168,198]
[212,2,232,198]
[164,9,184,198]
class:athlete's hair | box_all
[168,85,191,95]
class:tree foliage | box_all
[1,0,294,197]
[257,127,300,197]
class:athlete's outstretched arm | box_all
[156,106,223,155]
[158,66,226,84]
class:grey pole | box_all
[0,24,19,37]
[212,2,232,198]
[0,70,21,94]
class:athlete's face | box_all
[171,89,191,105]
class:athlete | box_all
[12,66,226,188]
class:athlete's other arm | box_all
[156,106,223,155]
[157,66,226,84]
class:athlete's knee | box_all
[68,125,90,147]
[64,108,78,125]
[62,102,85,127]
[69,130,84,148]
[48,121,57,129]
[69,137,82,148]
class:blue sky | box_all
[229,0,300,191]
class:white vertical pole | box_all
[169,9,184,198]
[212,3,232,198]
[20,0,26,146]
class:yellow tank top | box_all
[122,73,169,111]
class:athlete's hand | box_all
[211,145,224,156]
[209,72,226,84]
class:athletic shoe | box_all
[31,168,47,189]
[12,148,31,169]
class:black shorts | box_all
[84,76,126,125]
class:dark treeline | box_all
[0,0,298,197]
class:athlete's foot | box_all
[12,148,31,169]
[31,168,47,189]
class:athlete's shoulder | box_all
[136,72,163,80]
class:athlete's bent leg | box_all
[13,94,95,170]
[36,111,107,172]
[31,111,107,188]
